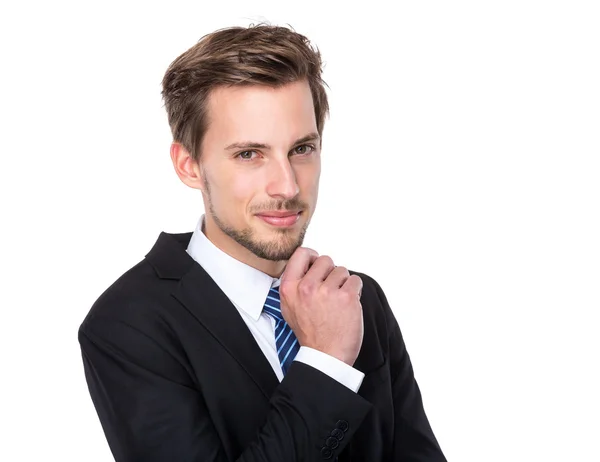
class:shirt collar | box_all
[186,214,281,321]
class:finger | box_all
[323,266,350,289]
[341,274,363,297]
[281,247,319,283]
[304,255,336,285]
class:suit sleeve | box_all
[78,311,372,462]
[369,277,448,461]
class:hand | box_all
[279,247,364,366]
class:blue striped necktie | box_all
[262,286,300,375]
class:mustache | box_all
[254,202,307,213]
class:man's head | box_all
[162,25,328,271]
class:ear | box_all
[170,142,206,192]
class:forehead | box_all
[204,80,317,146]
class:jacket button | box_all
[336,420,349,432]
[321,446,333,459]
[331,428,344,441]
[326,436,339,449]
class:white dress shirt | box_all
[185,214,364,392]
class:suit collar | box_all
[144,229,280,399]
[144,231,196,278]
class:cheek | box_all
[300,167,320,194]
[211,164,254,198]
[227,175,258,204]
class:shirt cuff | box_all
[293,346,365,393]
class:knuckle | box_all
[320,283,334,297]
[339,289,353,304]
[318,255,335,267]
[344,275,362,292]
[279,282,291,297]
[349,274,362,285]
[298,280,314,296]
[336,266,349,275]
[302,247,318,258]
[339,283,352,295]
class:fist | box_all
[279,247,364,366]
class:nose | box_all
[266,157,300,200]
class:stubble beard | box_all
[204,175,310,262]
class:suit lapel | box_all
[145,231,280,400]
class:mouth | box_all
[256,211,302,228]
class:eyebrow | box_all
[224,132,320,151]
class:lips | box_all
[256,210,302,218]
[256,211,301,227]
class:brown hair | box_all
[161,24,329,162]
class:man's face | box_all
[198,79,321,262]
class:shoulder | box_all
[349,270,382,295]
[77,257,194,384]
[78,256,178,342]
[349,270,391,311]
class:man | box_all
[78,24,446,461]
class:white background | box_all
[1,1,599,460]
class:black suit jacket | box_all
[78,231,446,461]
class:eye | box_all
[235,145,315,162]
[293,144,315,155]
[236,150,258,161]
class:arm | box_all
[78,313,372,462]
[369,277,447,461]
